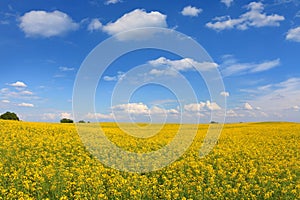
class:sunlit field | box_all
[0,120,299,199]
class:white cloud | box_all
[103,71,125,81]
[112,102,150,115]
[244,102,253,110]
[111,103,179,118]
[42,113,57,120]
[247,78,300,112]
[102,9,167,40]
[148,57,218,72]
[20,90,33,95]
[18,102,34,107]
[1,100,10,103]
[221,58,280,76]
[149,106,179,115]
[184,102,206,112]
[59,66,75,71]
[85,112,114,119]
[181,6,202,17]
[60,112,72,119]
[221,0,234,7]
[19,10,79,37]
[206,2,284,31]
[88,18,102,32]
[250,59,281,73]
[9,81,27,87]
[286,26,300,42]
[105,0,121,5]
[206,101,221,110]
[184,101,221,112]
[220,91,230,97]
[226,109,238,117]
[292,105,300,111]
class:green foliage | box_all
[60,118,73,123]
[0,111,19,121]
[78,120,85,123]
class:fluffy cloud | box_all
[221,58,280,77]
[226,109,238,117]
[220,91,230,97]
[244,102,253,110]
[221,0,234,7]
[181,6,202,17]
[184,101,221,112]
[112,103,150,115]
[102,9,167,40]
[111,103,179,117]
[206,2,284,31]
[18,102,34,107]
[286,26,300,42]
[19,10,79,37]
[9,81,27,87]
[184,102,206,112]
[148,57,218,73]
[60,112,72,119]
[88,18,102,32]
[1,100,10,103]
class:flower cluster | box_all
[0,120,299,199]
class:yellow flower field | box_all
[0,120,299,199]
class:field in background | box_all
[0,120,299,199]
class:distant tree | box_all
[60,118,74,123]
[78,120,85,123]
[210,121,218,124]
[0,111,19,121]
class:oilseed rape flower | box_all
[0,120,299,199]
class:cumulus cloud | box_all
[18,102,34,107]
[9,81,27,87]
[1,100,10,103]
[184,102,206,112]
[244,102,253,110]
[60,112,72,119]
[220,91,230,97]
[286,26,300,42]
[221,0,234,7]
[19,10,79,37]
[148,57,218,73]
[184,101,221,112]
[206,2,284,31]
[226,109,238,117]
[102,9,167,40]
[111,103,179,117]
[181,6,202,17]
[112,103,150,115]
[88,18,102,32]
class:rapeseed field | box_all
[0,120,299,199]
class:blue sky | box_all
[0,0,300,123]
